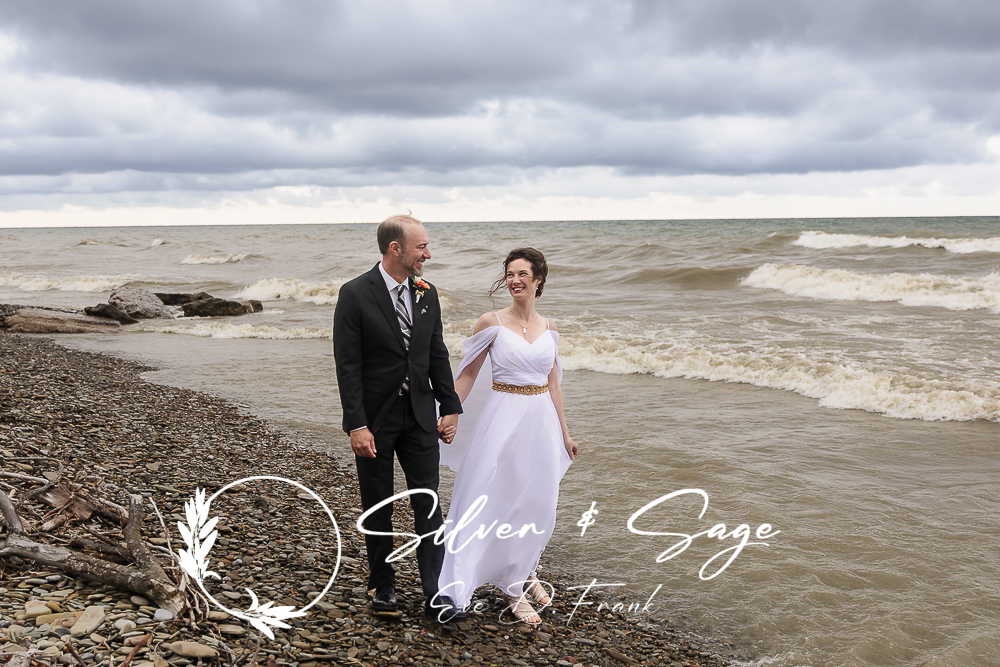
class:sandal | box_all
[525,576,552,606]
[504,594,541,626]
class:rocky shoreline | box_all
[1,331,742,667]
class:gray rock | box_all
[168,641,219,658]
[114,619,136,633]
[181,298,263,318]
[109,287,174,319]
[84,303,139,324]
[153,609,174,622]
[130,595,151,607]
[154,292,214,305]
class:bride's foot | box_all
[525,576,551,606]
[505,594,541,626]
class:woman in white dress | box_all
[437,248,578,625]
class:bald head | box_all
[377,214,423,255]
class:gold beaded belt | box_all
[492,380,549,395]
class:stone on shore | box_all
[69,605,106,636]
[1,307,122,334]
[84,303,139,324]
[168,641,219,658]
[109,287,174,319]
[181,297,263,317]
[23,601,51,619]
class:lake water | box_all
[3,217,999,666]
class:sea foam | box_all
[556,334,1000,422]
[144,322,331,339]
[180,253,255,264]
[742,264,1000,312]
[235,277,344,305]
[0,272,135,293]
[795,231,1000,254]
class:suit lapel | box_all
[368,266,407,352]
[409,278,425,339]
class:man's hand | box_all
[437,414,458,444]
[350,427,377,458]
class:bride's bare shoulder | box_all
[473,311,501,334]
[543,316,558,331]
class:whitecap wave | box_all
[142,322,331,339]
[557,334,1000,422]
[235,277,344,305]
[0,272,136,293]
[151,238,166,247]
[741,264,1000,312]
[180,253,255,264]
[795,230,1000,254]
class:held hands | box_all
[438,413,458,444]
[350,427,377,458]
[564,434,579,460]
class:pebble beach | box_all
[0,331,737,667]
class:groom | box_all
[333,214,465,623]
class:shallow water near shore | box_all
[5,217,1000,666]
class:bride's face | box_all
[506,258,540,300]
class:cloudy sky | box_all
[2,0,999,227]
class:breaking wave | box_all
[234,277,344,305]
[795,231,1000,254]
[741,264,1000,312]
[181,253,261,264]
[143,322,331,339]
[0,272,136,293]
[557,333,1000,422]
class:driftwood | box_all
[36,484,127,527]
[0,486,25,534]
[0,492,187,615]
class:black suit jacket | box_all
[333,263,462,434]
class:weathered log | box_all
[37,485,127,525]
[0,493,187,615]
[0,488,25,534]
[69,536,132,562]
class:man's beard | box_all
[404,258,424,277]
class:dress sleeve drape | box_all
[439,326,498,471]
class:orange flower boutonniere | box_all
[413,279,430,302]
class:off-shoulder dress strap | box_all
[495,312,503,327]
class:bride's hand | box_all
[564,435,578,460]
[438,414,458,444]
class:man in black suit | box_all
[333,214,465,622]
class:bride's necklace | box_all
[508,306,536,337]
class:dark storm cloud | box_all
[1,0,999,195]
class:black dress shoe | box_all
[372,584,397,613]
[425,594,467,624]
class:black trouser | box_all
[355,395,444,600]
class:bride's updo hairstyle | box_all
[489,247,548,300]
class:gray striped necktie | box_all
[395,284,411,392]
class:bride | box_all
[437,247,578,625]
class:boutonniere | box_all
[412,278,430,303]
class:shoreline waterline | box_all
[1,330,749,666]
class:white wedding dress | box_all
[438,316,574,609]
